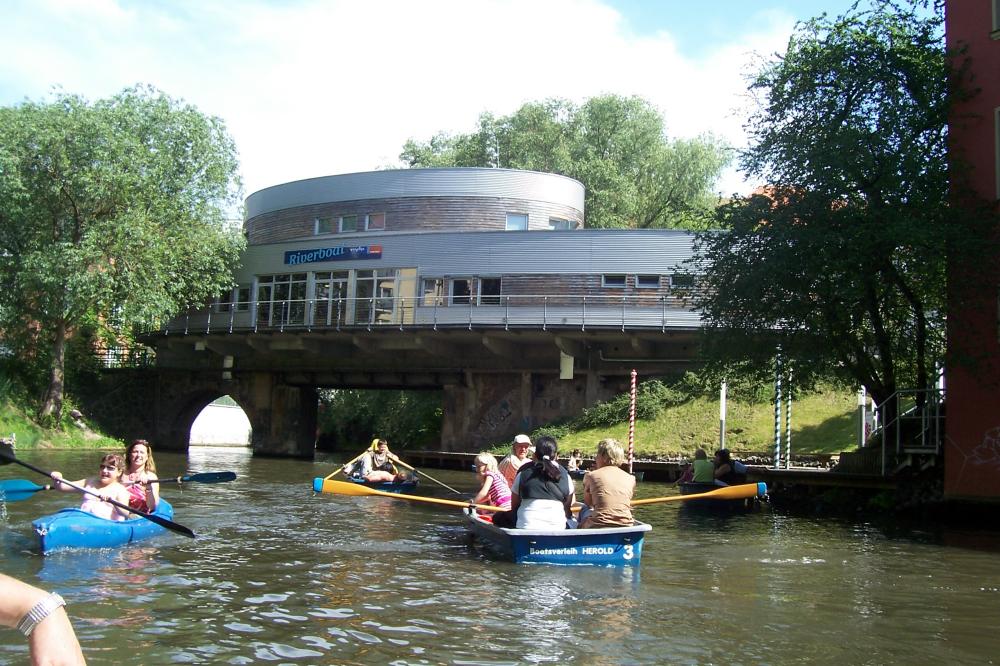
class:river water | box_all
[2,447,999,665]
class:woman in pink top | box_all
[471,452,512,512]
[50,453,132,521]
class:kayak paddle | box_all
[2,471,237,501]
[0,439,196,538]
[126,471,237,486]
[0,479,52,502]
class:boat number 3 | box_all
[622,544,634,560]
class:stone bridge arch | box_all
[151,371,317,457]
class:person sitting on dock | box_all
[357,439,408,483]
[498,434,532,487]
[577,438,635,529]
[507,436,575,530]
[471,452,512,513]
[49,453,132,521]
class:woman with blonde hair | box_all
[122,438,159,512]
[578,438,635,529]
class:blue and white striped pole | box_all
[774,353,782,469]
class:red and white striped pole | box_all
[628,369,637,474]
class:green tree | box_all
[400,95,731,230]
[318,389,442,450]
[0,85,244,423]
[692,1,966,412]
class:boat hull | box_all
[464,509,650,566]
[313,476,418,494]
[33,499,174,554]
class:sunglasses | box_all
[99,464,119,472]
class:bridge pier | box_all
[440,370,625,451]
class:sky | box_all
[0,0,884,203]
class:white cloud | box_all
[0,0,799,199]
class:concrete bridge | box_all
[114,310,701,457]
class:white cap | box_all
[513,434,531,445]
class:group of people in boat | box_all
[676,447,748,486]
[472,433,636,530]
[48,439,160,521]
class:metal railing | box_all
[153,294,700,336]
[94,345,156,369]
[872,387,945,475]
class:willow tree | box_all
[693,1,964,411]
[400,94,731,230]
[0,85,245,423]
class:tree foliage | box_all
[400,95,731,230]
[0,85,245,422]
[693,1,965,409]
[318,389,442,450]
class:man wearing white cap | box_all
[498,434,532,487]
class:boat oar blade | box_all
[631,482,766,507]
[0,442,196,538]
[0,479,50,502]
[178,471,237,484]
[316,479,503,512]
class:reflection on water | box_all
[2,446,1000,664]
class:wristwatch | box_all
[16,592,65,637]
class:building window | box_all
[339,215,358,233]
[670,273,695,289]
[636,275,660,289]
[366,212,385,231]
[479,277,502,305]
[602,274,626,289]
[548,218,576,230]
[506,213,528,231]
[422,278,444,306]
[315,217,334,235]
[451,278,472,304]
[214,285,251,312]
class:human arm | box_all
[582,474,594,507]
[48,472,87,492]
[714,463,732,479]
[0,574,86,666]
[471,476,493,505]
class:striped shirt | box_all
[484,470,512,509]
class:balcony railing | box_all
[154,294,701,336]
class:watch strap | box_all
[16,592,65,637]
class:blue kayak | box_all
[32,499,174,554]
[464,508,651,566]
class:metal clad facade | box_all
[236,230,695,279]
[245,168,585,219]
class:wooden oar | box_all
[326,445,376,480]
[318,478,504,512]
[630,482,766,507]
[0,440,196,538]
[389,457,462,495]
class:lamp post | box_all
[857,386,867,447]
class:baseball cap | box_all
[513,434,531,445]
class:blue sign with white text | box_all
[284,244,382,266]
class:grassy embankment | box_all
[513,388,859,460]
[0,401,121,450]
